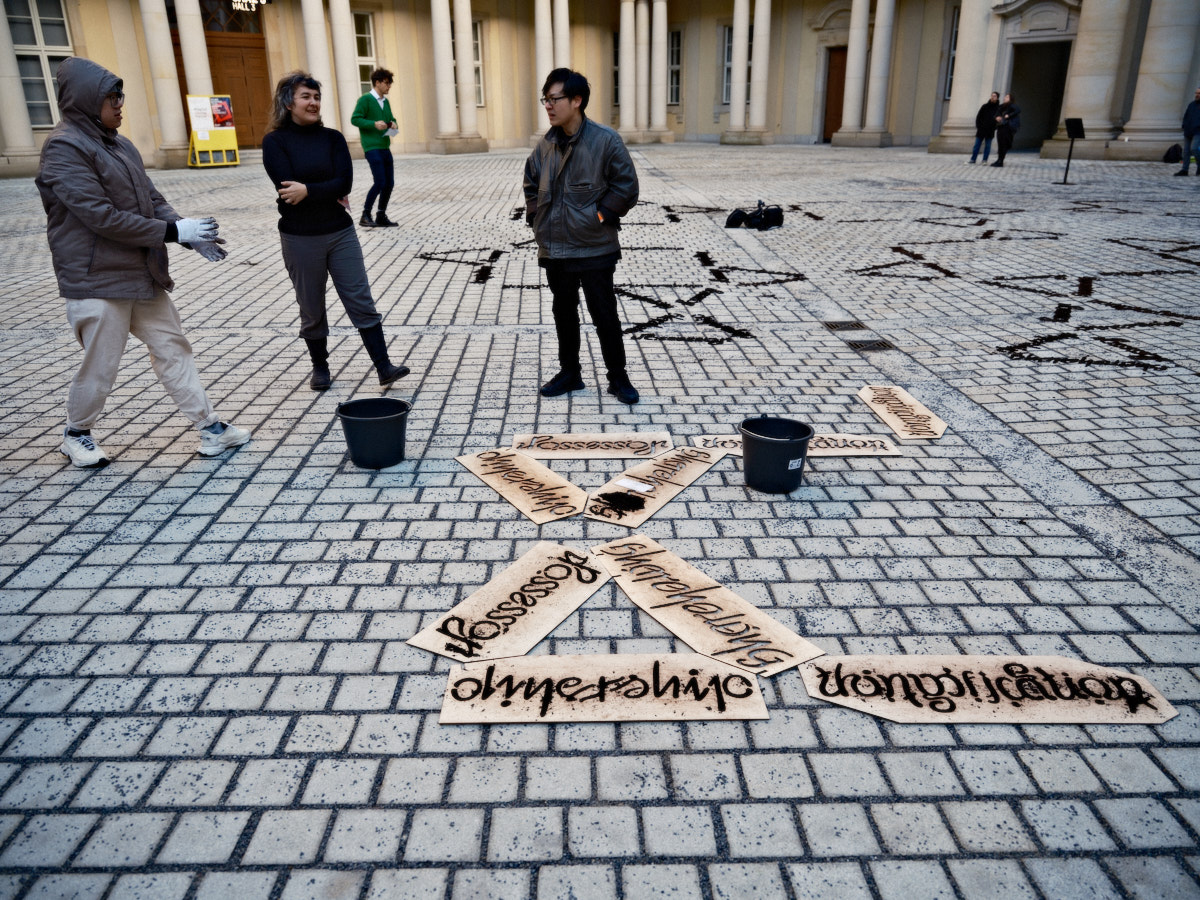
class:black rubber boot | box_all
[305,337,331,391]
[359,324,410,386]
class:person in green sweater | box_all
[350,68,398,228]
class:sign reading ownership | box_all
[512,432,673,459]
[585,446,727,528]
[857,385,947,440]
[800,655,1177,724]
[407,542,609,662]
[439,654,769,722]
[592,535,825,677]
[457,448,588,524]
[692,433,901,457]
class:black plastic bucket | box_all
[337,397,411,468]
[739,417,815,493]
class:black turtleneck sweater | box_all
[262,119,354,236]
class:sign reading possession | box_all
[511,432,673,459]
[692,433,901,457]
[456,448,588,524]
[439,653,768,723]
[407,542,609,662]
[592,535,825,677]
[585,446,727,528]
[857,385,947,440]
[800,655,1177,724]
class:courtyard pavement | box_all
[0,143,1198,899]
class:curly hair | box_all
[269,71,322,131]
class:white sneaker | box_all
[60,430,109,468]
[198,422,251,456]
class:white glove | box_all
[184,238,227,262]
[176,217,218,243]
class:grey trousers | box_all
[64,291,218,431]
[279,228,383,339]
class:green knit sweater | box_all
[351,92,394,151]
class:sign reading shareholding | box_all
[592,535,825,677]
[800,655,1177,724]
[457,448,588,524]
[407,542,609,663]
[439,654,769,723]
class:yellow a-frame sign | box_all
[186,95,239,167]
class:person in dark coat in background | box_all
[36,57,250,468]
[969,92,1000,164]
[262,71,410,392]
[1175,86,1200,176]
[991,93,1021,168]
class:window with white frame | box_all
[354,12,376,95]
[944,6,960,101]
[721,25,751,106]
[7,0,73,127]
[668,29,681,106]
[450,20,485,106]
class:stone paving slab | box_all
[0,145,1198,898]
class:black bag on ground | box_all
[728,200,784,231]
[725,208,747,228]
[1164,143,1183,164]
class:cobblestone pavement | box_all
[0,144,1198,899]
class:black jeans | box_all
[544,262,627,381]
[364,148,394,214]
[996,126,1015,163]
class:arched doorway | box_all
[995,0,1079,152]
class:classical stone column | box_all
[534,0,553,134]
[1044,0,1133,157]
[1108,0,1200,160]
[429,0,460,140]
[553,0,570,68]
[0,9,38,166]
[635,0,650,131]
[726,0,750,133]
[329,0,361,141]
[833,0,869,144]
[300,0,333,98]
[649,0,668,134]
[748,0,772,134]
[619,0,638,136]
[137,0,190,166]
[862,0,894,145]
[928,0,992,155]
[174,0,213,95]
[453,0,479,136]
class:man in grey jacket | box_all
[36,57,250,467]
[524,68,641,404]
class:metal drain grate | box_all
[822,320,867,332]
[846,339,896,352]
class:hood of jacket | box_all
[56,57,122,144]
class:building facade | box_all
[1,0,1197,174]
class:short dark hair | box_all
[542,67,590,111]
[370,68,393,86]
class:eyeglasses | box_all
[540,94,567,106]
[104,91,125,107]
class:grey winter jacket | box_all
[523,116,639,261]
[35,57,180,300]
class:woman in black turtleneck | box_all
[262,71,409,391]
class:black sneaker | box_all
[607,375,640,405]
[990,161,1003,167]
[1175,170,1190,176]
[540,370,585,397]
[375,212,399,227]
[360,213,376,227]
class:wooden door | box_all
[823,47,847,142]
[206,33,271,148]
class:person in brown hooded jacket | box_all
[35,57,250,467]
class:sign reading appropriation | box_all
[457,448,588,524]
[800,655,1178,725]
[585,446,727,528]
[692,433,901,457]
[407,542,609,662]
[857,385,947,440]
[592,535,825,677]
[439,653,768,723]
[511,432,673,459]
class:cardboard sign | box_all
[511,432,674,459]
[439,654,768,723]
[585,446,727,528]
[800,655,1178,724]
[407,542,609,662]
[457,448,588,524]
[857,385,947,439]
[692,433,901,457]
[592,535,825,677]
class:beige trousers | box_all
[64,291,218,431]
